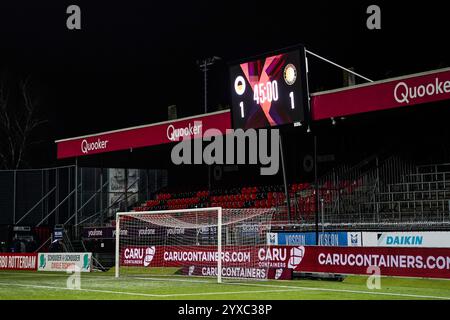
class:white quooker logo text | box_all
[394,77,450,104]
[81,139,109,154]
[167,122,202,142]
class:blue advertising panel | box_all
[268,232,362,246]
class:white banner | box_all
[38,252,92,272]
[362,232,450,248]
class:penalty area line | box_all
[224,282,450,300]
[0,281,305,298]
[0,282,162,298]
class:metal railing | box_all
[287,156,450,230]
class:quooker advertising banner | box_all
[121,245,450,279]
[0,253,37,271]
[312,67,450,120]
[56,110,231,159]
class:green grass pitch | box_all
[1,269,450,300]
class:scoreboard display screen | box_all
[229,47,309,129]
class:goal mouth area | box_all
[115,207,276,283]
[116,207,275,228]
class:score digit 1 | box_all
[240,101,245,118]
[289,91,295,109]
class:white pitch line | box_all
[225,282,450,300]
[0,281,304,298]
[2,273,450,300]
[0,282,162,297]
[134,276,215,284]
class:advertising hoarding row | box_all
[267,232,362,246]
[268,231,450,248]
[120,245,450,280]
[0,252,92,272]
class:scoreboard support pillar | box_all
[279,134,291,222]
[314,135,320,245]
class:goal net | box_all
[115,207,275,283]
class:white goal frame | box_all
[115,207,223,283]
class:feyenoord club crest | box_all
[283,63,297,85]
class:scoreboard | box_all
[229,47,309,129]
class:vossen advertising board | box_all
[362,231,450,248]
[267,232,363,246]
[38,252,92,272]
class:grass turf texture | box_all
[1,269,450,300]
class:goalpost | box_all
[115,207,275,283]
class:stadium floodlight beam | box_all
[198,56,222,114]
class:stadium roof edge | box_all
[310,66,450,96]
[55,67,450,144]
[55,109,230,143]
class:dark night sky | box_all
[0,0,449,167]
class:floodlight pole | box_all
[198,56,221,114]
[198,56,221,191]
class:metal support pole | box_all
[115,213,120,278]
[217,207,222,284]
[13,170,16,224]
[314,135,320,245]
[203,63,210,191]
[124,168,129,211]
[55,168,59,225]
[305,49,374,83]
[279,134,291,222]
[74,158,78,238]
[80,167,83,221]
[321,198,325,235]
[68,166,71,223]
[45,169,48,222]
[41,170,44,222]
[146,169,150,200]
[204,62,208,114]
[198,57,220,193]
[100,169,104,226]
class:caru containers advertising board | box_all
[120,245,450,279]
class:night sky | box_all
[0,0,449,167]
